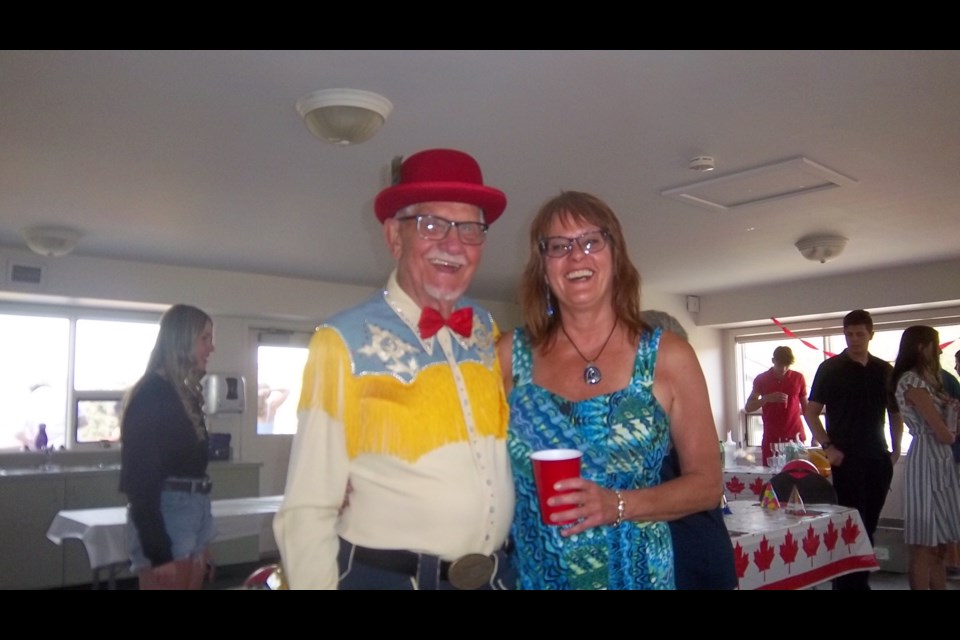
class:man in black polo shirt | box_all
[805,309,903,590]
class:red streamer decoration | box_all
[771,317,836,358]
[772,317,958,359]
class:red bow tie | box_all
[418,307,473,339]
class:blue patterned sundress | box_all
[508,326,674,589]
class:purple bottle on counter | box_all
[34,423,48,450]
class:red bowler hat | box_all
[374,148,507,224]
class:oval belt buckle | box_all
[447,553,495,590]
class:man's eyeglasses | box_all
[539,230,609,258]
[395,214,489,245]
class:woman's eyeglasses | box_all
[539,230,609,258]
[395,214,488,245]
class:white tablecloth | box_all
[46,495,282,571]
[725,500,879,590]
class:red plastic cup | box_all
[531,449,583,525]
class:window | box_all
[0,308,160,451]
[73,319,159,444]
[735,312,960,457]
[255,330,311,435]
[0,314,69,450]
[740,336,826,447]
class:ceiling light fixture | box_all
[295,88,393,146]
[22,225,83,257]
[795,234,848,264]
[688,155,716,172]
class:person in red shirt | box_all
[744,346,809,466]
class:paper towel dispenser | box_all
[203,373,246,414]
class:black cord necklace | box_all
[560,320,618,385]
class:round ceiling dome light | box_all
[22,225,83,257]
[296,88,393,146]
[795,234,848,264]
[688,155,716,172]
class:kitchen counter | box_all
[0,460,262,589]
[0,463,121,477]
[0,460,258,477]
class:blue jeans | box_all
[126,490,216,571]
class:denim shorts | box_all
[126,490,216,572]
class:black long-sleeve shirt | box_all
[119,373,208,566]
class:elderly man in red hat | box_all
[273,149,515,589]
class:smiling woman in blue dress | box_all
[497,191,722,590]
[120,304,216,590]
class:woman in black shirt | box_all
[120,304,216,589]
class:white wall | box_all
[694,257,960,328]
[641,291,726,441]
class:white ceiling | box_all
[3,50,960,303]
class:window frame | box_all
[0,301,163,452]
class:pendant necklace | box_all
[560,319,618,385]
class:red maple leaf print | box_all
[734,542,750,578]
[824,520,839,552]
[802,525,820,562]
[726,476,745,496]
[841,515,861,546]
[749,477,766,497]
[753,537,776,572]
[779,530,799,570]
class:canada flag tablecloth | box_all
[724,501,879,590]
[724,465,775,501]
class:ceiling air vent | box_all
[660,156,857,213]
[8,262,45,286]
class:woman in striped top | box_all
[892,325,960,590]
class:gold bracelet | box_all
[613,490,625,528]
